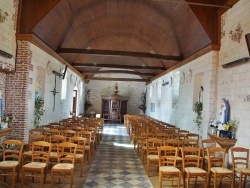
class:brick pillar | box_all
[5,41,33,143]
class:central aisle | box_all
[83,123,153,188]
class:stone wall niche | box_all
[193,73,204,106]
[172,71,180,108]
[35,66,45,99]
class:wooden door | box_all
[72,90,77,115]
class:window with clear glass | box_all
[61,73,67,99]
[158,79,162,99]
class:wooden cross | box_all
[50,73,59,111]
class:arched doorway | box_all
[72,86,78,116]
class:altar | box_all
[101,93,129,122]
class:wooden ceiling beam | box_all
[73,63,166,70]
[81,70,155,76]
[18,0,62,33]
[187,0,238,45]
[171,0,232,8]
[57,48,182,61]
[86,77,148,82]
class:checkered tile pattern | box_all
[83,124,153,188]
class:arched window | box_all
[158,79,162,99]
[61,73,67,99]
[149,85,153,99]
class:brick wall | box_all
[5,41,32,143]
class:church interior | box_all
[0,0,250,187]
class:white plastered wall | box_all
[146,51,218,140]
[86,79,146,115]
[0,0,16,69]
[218,0,250,149]
[28,43,85,129]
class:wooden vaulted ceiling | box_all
[18,0,238,82]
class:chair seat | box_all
[186,155,202,158]
[76,154,84,159]
[66,154,84,159]
[23,151,32,155]
[52,163,74,170]
[50,152,58,157]
[160,166,180,172]
[23,162,47,168]
[147,155,158,159]
[235,167,250,174]
[204,156,209,160]
[0,161,19,167]
[211,167,233,174]
[176,156,182,161]
[185,167,206,173]
[85,146,90,149]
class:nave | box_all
[83,123,153,188]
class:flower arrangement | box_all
[210,119,218,128]
[2,112,15,128]
[222,118,239,131]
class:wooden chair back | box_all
[207,147,226,172]
[181,147,201,168]
[57,142,77,165]
[2,140,24,164]
[158,146,178,167]
[31,141,52,165]
[231,147,249,169]
[27,133,46,151]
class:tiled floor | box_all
[83,124,153,188]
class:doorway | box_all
[72,89,77,115]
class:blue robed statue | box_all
[218,98,230,130]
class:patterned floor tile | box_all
[83,124,153,188]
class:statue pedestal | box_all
[208,133,237,153]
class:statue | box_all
[140,91,146,107]
[198,86,203,103]
[86,89,91,104]
[218,98,230,130]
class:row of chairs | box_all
[124,115,250,187]
[157,145,250,188]
[0,138,83,188]
[0,117,104,188]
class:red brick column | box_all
[5,41,33,143]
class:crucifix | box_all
[50,71,60,111]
